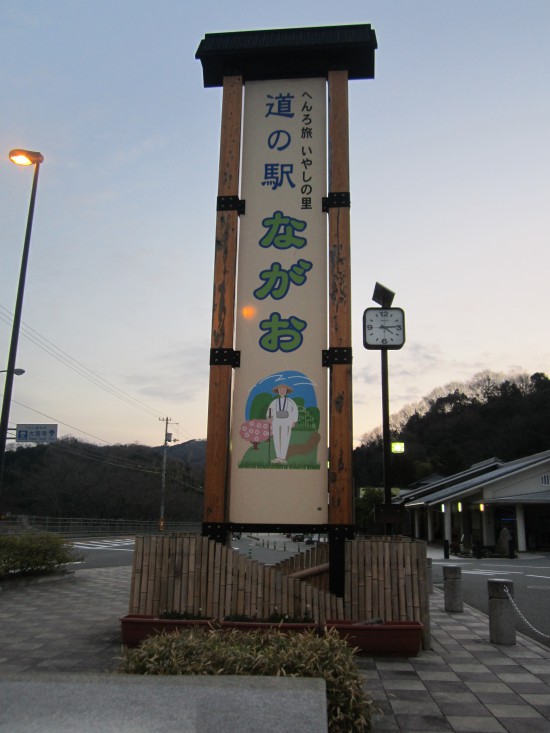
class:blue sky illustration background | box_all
[244,371,318,420]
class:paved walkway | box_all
[1,566,550,731]
[361,593,550,732]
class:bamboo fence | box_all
[344,536,429,626]
[129,534,429,638]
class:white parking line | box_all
[482,564,550,570]
[72,539,135,551]
[462,570,524,576]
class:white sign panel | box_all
[229,78,328,524]
[16,424,58,443]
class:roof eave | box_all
[196,24,377,87]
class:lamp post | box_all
[0,149,44,498]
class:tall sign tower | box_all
[196,25,377,594]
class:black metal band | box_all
[202,523,229,544]
[328,524,355,597]
[327,524,355,541]
[210,348,241,367]
[322,191,351,212]
[322,347,352,366]
[203,522,354,536]
[217,195,245,215]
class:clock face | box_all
[363,307,405,350]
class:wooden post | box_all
[327,69,354,597]
[327,70,353,526]
[203,75,243,532]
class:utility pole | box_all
[159,417,177,531]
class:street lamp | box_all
[0,149,44,498]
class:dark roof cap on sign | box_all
[195,24,377,87]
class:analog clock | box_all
[363,307,406,350]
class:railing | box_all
[275,543,330,590]
[0,515,201,538]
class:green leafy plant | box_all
[0,533,79,578]
[121,626,374,732]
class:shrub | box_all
[121,626,374,732]
[0,533,78,577]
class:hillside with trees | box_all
[1,438,205,522]
[353,371,550,490]
[5,371,549,523]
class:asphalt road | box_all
[70,536,550,649]
[431,552,550,649]
[70,532,301,570]
[71,537,136,569]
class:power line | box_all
[0,306,199,445]
[8,398,111,444]
[52,443,163,475]
[0,306,162,420]
[41,442,204,490]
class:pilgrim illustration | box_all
[267,383,298,465]
[237,370,321,470]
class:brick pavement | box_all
[1,565,550,731]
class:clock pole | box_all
[363,283,406,535]
[381,347,392,508]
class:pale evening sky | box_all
[1,0,549,448]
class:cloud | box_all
[125,344,210,403]
[353,339,502,436]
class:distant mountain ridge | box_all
[158,439,206,474]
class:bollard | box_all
[488,579,516,645]
[443,565,463,613]
[427,557,433,595]
[443,539,450,559]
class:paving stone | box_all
[485,703,545,718]
[417,671,461,682]
[525,664,550,674]
[430,691,479,703]
[472,692,526,705]
[371,712,400,730]
[438,701,493,717]
[390,700,441,715]
[382,679,428,691]
[497,718,550,733]
[394,713,452,731]
[497,672,546,684]
[445,715,507,732]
